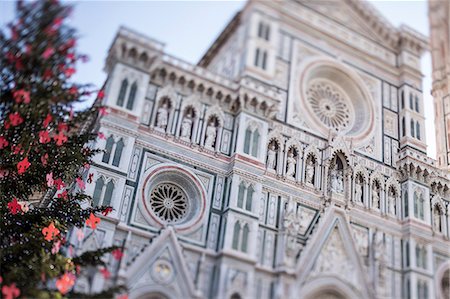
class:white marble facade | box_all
[75,1,450,299]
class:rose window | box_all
[150,183,188,223]
[306,80,352,132]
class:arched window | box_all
[414,192,419,218]
[103,180,115,206]
[404,190,409,218]
[262,51,267,70]
[257,22,270,41]
[416,245,421,267]
[415,96,419,112]
[254,48,260,67]
[230,293,242,299]
[423,282,428,299]
[401,91,405,109]
[409,94,414,109]
[410,119,415,138]
[402,117,406,137]
[241,224,249,252]
[245,186,253,212]
[405,278,410,298]
[117,79,128,107]
[112,138,124,167]
[126,82,137,110]
[419,194,424,220]
[102,136,115,163]
[92,177,105,207]
[243,128,252,154]
[237,182,245,209]
[405,241,410,267]
[232,222,240,250]
[251,130,260,157]
[416,122,421,140]
[421,247,427,269]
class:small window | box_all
[251,130,260,157]
[102,136,115,163]
[237,183,245,208]
[117,79,128,107]
[112,138,124,167]
[402,117,406,137]
[416,122,421,140]
[232,222,241,250]
[245,186,253,211]
[103,180,115,206]
[254,48,260,67]
[401,91,405,109]
[409,94,414,110]
[257,22,270,41]
[126,82,137,110]
[254,48,268,70]
[410,119,415,138]
[404,190,409,218]
[243,128,252,154]
[415,96,419,112]
[241,224,249,252]
[262,51,267,70]
[92,177,105,207]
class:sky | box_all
[0,0,436,158]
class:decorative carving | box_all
[150,183,188,223]
[286,150,297,178]
[305,156,315,185]
[156,101,169,130]
[266,142,278,171]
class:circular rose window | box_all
[150,183,188,223]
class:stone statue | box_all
[286,152,296,177]
[388,192,396,216]
[267,144,277,170]
[204,123,217,149]
[305,159,315,185]
[434,207,441,232]
[180,114,193,139]
[372,185,380,209]
[331,169,344,193]
[355,180,363,203]
[156,102,169,130]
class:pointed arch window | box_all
[243,125,260,158]
[232,222,241,250]
[402,117,406,137]
[92,177,115,208]
[241,224,250,252]
[237,182,246,209]
[257,22,270,41]
[401,91,405,109]
[245,186,254,211]
[410,119,415,138]
[236,181,254,212]
[251,130,260,157]
[92,177,105,207]
[126,82,137,110]
[415,96,419,112]
[112,138,124,167]
[409,94,414,110]
[103,180,115,206]
[404,190,409,218]
[102,136,115,163]
[244,128,252,154]
[416,122,421,140]
[117,79,128,107]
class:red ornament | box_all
[17,157,31,175]
[57,122,68,132]
[52,17,63,29]
[9,112,23,126]
[1,283,20,299]
[64,67,76,77]
[100,267,110,279]
[41,153,49,166]
[13,90,30,104]
[7,198,22,215]
[42,47,55,59]
[54,131,68,146]
[55,272,76,295]
[0,136,9,149]
[76,177,85,190]
[98,132,105,140]
[86,213,100,229]
[46,172,54,187]
[98,90,105,99]
[43,113,52,128]
[54,178,65,190]
[42,222,60,241]
[57,190,68,200]
[67,53,75,62]
[102,207,113,216]
[111,248,123,260]
[87,173,94,184]
[69,86,78,95]
[39,130,51,144]
[11,144,23,155]
[99,107,108,116]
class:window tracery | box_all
[150,183,188,223]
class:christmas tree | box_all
[0,1,125,297]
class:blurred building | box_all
[75,0,450,298]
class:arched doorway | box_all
[299,277,362,299]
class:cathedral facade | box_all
[75,1,450,298]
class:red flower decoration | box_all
[112,248,123,260]
[42,222,60,241]
[54,178,65,190]
[57,122,68,132]
[98,90,105,99]
[46,172,54,187]
[1,283,20,299]
[17,157,31,175]
[42,47,55,59]
[86,213,100,229]
[67,53,75,62]
[98,132,105,140]
[100,267,110,279]
[69,86,78,95]
[55,272,76,295]
[57,190,68,200]
[102,207,113,216]
[98,107,108,116]
[39,130,51,144]
[9,112,23,126]
[54,131,68,146]
[64,67,76,77]
[11,144,23,155]
[13,90,30,104]
[0,136,9,149]
[76,177,85,190]
[43,113,52,128]
[7,198,22,215]
[41,153,49,166]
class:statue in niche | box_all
[388,190,396,216]
[286,150,296,178]
[372,183,380,209]
[433,207,441,232]
[180,109,194,140]
[305,157,315,185]
[204,119,217,149]
[355,178,363,203]
[156,101,169,130]
[331,169,344,193]
[283,200,302,266]
[373,231,387,288]
[266,143,277,170]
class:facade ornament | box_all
[372,184,380,209]
[205,122,217,149]
[180,112,193,140]
[433,206,442,232]
[331,169,344,193]
[286,151,296,178]
[305,158,315,185]
[387,191,396,216]
[156,102,169,130]
[266,144,277,170]
[283,200,302,266]
[355,179,363,203]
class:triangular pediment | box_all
[296,207,372,298]
[301,0,397,50]
[124,227,200,299]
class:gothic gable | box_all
[124,227,200,299]
[296,207,372,298]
